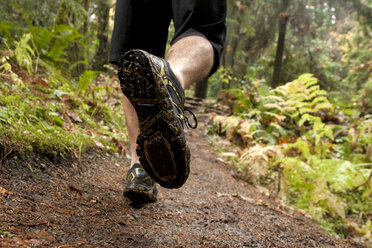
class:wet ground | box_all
[0,115,365,247]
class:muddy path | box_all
[0,114,365,247]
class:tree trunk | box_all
[221,2,242,91]
[194,78,209,99]
[222,6,240,69]
[54,0,69,27]
[350,0,372,25]
[54,0,88,77]
[271,0,290,88]
[92,0,112,70]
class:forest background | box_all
[0,0,371,246]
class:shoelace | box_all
[183,108,198,129]
[138,102,198,129]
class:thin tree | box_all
[194,78,209,99]
[271,0,290,88]
[92,0,112,71]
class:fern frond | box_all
[314,102,332,111]
[263,103,283,112]
[14,33,35,74]
[262,95,284,102]
[299,114,313,126]
[299,107,314,114]
[307,84,320,92]
[309,90,328,99]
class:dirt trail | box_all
[0,114,365,247]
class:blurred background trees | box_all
[0,0,114,76]
[208,0,371,113]
[1,0,370,109]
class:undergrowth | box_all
[0,26,127,161]
[210,74,372,246]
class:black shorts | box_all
[109,0,227,75]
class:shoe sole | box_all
[124,186,157,203]
[120,50,190,189]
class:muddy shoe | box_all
[124,163,157,202]
[119,49,197,189]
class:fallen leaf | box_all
[216,192,233,199]
[221,152,237,158]
[33,230,57,244]
[106,98,119,107]
[115,217,128,226]
[279,137,287,144]
[23,130,32,135]
[68,184,83,195]
[66,111,82,123]
[33,76,49,88]
[237,194,255,203]
[0,186,12,195]
[226,45,232,52]
[94,140,105,148]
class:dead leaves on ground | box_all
[0,186,12,195]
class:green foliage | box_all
[360,80,372,114]
[358,116,372,148]
[0,82,91,159]
[341,24,372,92]
[211,74,372,243]
[0,29,127,160]
[207,66,241,98]
[0,20,86,75]
[55,0,89,29]
[219,0,370,114]
[274,74,334,147]
[0,0,60,29]
[217,74,333,146]
[78,70,99,94]
[0,22,16,42]
[276,139,372,237]
[0,0,115,76]
[29,24,84,68]
[14,33,34,73]
[274,74,331,118]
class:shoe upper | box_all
[149,54,197,129]
[124,163,158,202]
[119,49,196,189]
[125,163,156,190]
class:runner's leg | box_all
[166,36,214,89]
[121,95,140,165]
[170,0,227,79]
[110,0,171,168]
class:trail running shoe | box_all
[119,49,197,189]
[124,163,158,202]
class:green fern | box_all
[14,33,35,74]
[78,70,99,95]
[274,73,332,119]
[276,139,372,236]
[273,74,334,147]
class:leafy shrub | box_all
[275,138,371,239]
[14,33,34,73]
[0,26,127,160]
[211,74,372,243]
[1,21,85,74]
[215,74,333,146]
